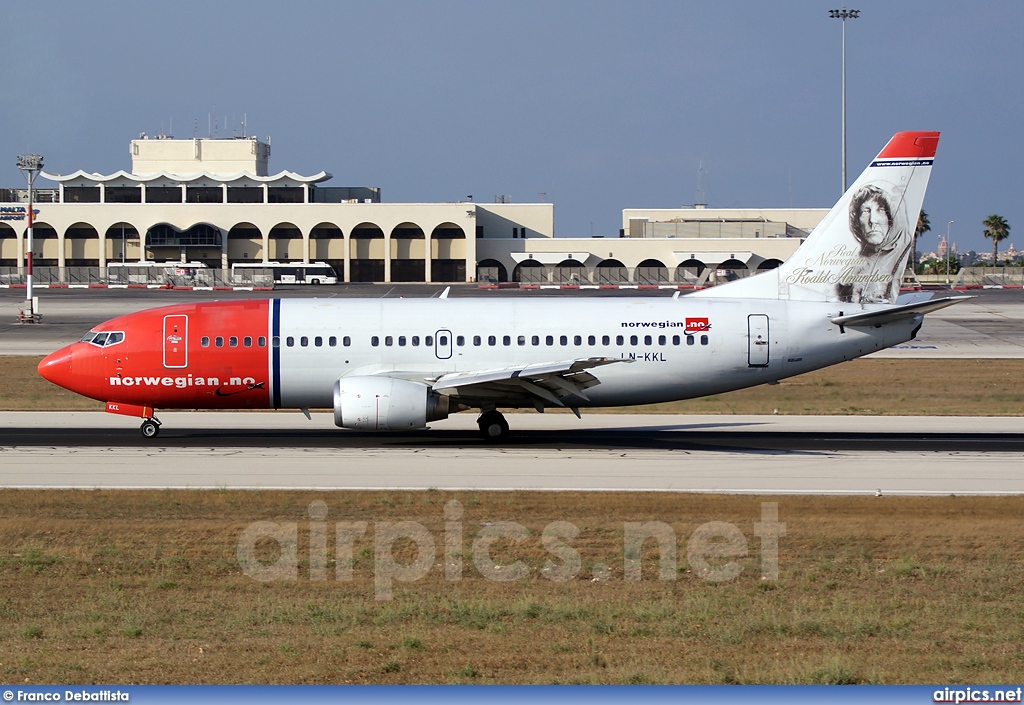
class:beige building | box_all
[1,135,827,285]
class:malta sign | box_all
[0,206,40,222]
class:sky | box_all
[1,0,1021,254]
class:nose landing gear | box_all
[140,417,162,439]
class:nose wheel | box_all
[140,418,161,439]
[477,410,509,442]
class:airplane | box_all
[38,131,967,441]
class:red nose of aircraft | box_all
[38,345,76,391]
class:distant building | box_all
[1,135,827,284]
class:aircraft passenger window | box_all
[371,336,379,347]
[574,335,582,346]
[285,337,293,347]
[272,336,280,348]
[630,335,638,346]
[398,336,406,346]
[503,335,511,346]
[488,336,496,346]
[229,336,239,347]
[201,336,210,348]
[385,336,393,346]
[644,335,652,346]
[244,336,253,347]
[216,337,224,347]
[588,335,596,345]
[328,336,337,347]
[457,336,465,346]
[686,335,694,346]
[343,336,351,347]
[518,335,526,346]
[531,335,539,346]
[672,335,680,345]
[425,336,433,346]
[560,335,568,346]
[315,336,323,347]
[701,335,709,345]
[602,335,610,345]
[658,335,666,346]
[616,335,624,345]
[439,335,448,346]
[258,336,267,347]
[473,336,481,346]
[412,336,420,346]
[300,337,308,347]
[546,335,554,346]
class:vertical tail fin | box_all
[695,131,939,303]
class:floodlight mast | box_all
[16,154,43,322]
[829,7,860,194]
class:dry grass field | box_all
[1,490,1023,684]
[4,355,1024,415]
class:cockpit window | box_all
[81,331,125,347]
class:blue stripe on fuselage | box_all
[272,298,281,408]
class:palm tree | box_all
[913,210,931,274]
[982,215,1010,266]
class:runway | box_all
[2,412,1021,494]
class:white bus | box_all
[231,262,338,285]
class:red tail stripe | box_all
[876,131,940,159]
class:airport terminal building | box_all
[0,135,826,285]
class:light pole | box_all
[829,7,860,194]
[17,153,44,322]
[945,220,954,285]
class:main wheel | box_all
[477,410,509,442]
[140,419,160,439]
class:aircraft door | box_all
[435,329,452,360]
[163,314,188,369]
[747,314,769,367]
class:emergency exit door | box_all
[747,314,769,367]
[163,314,188,368]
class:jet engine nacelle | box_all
[333,376,449,431]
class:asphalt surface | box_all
[2,413,1022,494]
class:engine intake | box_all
[333,376,449,431]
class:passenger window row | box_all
[200,336,267,349]
[270,333,711,349]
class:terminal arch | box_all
[310,222,344,273]
[30,223,59,267]
[227,223,263,263]
[269,222,303,262]
[476,258,507,283]
[104,223,141,264]
[757,258,784,271]
[554,258,587,285]
[64,223,100,266]
[430,222,466,282]
[676,259,706,284]
[635,258,668,285]
[391,223,426,282]
[596,258,628,285]
[350,222,385,282]
[512,259,544,284]
[0,223,17,266]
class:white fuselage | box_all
[273,296,920,409]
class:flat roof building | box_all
[1,135,827,286]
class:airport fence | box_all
[0,266,274,288]
[952,267,1024,287]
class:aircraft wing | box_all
[830,296,971,327]
[430,356,633,408]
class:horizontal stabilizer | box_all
[829,296,971,327]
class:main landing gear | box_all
[477,410,509,442]
[140,417,162,439]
